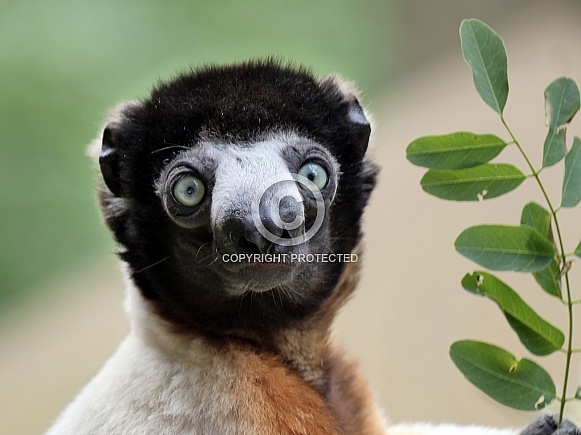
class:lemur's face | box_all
[97,62,377,334]
[155,133,339,296]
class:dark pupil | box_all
[307,171,316,181]
[186,186,195,195]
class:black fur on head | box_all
[96,59,378,337]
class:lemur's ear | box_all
[319,74,371,157]
[346,99,371,156]
[91,100,141,197]
[99,123,123,197]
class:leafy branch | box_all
[406,18,581,425]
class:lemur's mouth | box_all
[245,261,295,271]
[222,257,298,273]
[218,256,300,294]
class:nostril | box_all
[238,233,265,254]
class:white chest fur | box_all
[46,284,344,435]
[47,332,258,434]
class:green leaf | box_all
[533,261,562,298]
[520,202,552,237]
[575,240,581,259]
[421,164,525,201]
[462,272,564,355]
[455,224,556,272]
[450,340,555,411]
[543,78,580,167]
[504,315,559,357]
[460,19,508,115]
[519,203,561,297]
[562,136,581,207]
[406,132,508,170]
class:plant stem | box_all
[560,273,574,425]
[500,117,553,212]
[500,116,574,426]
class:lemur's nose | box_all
[216,196,304,255]
[216,215,273,255]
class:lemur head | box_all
[96,60,377,336]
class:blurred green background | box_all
[0,0,398,308]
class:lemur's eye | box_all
[298,162,328,190]
[172,175,205,207]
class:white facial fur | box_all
[208,133,308,232]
